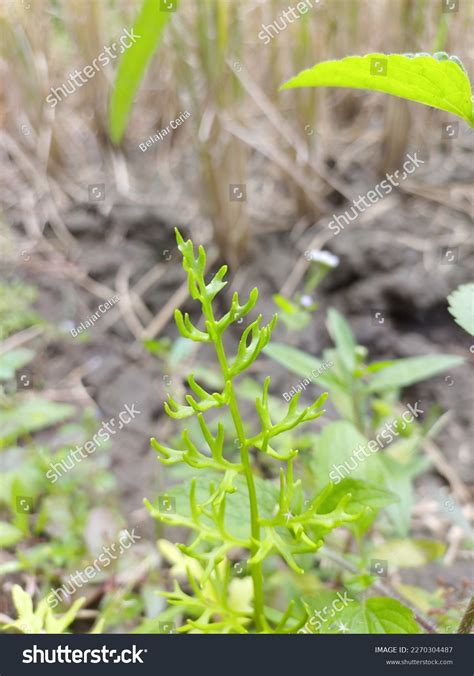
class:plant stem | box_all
[227,386,266,632]
[205,302,266,632]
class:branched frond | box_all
[147,230,364,634]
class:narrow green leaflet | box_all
[447,283,474,336]
[366,354,464,392]
[327,309,356,375]
[108,0,176,143]
[280,53,474,127]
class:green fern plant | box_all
[145,230,366,633]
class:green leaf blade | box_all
[327,308,356,375]
[281,54,474,127]
[366,354,464,392]
[108,0,176,144]
[342,598,421,634]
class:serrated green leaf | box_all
[367,354,464,392]
[341,597,420,633]
[280,53,474,127]
[108,0,176,143]
[447,283,474,336]
[303,590,355,633]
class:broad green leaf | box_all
[366,354,464,392]
[372,539,446,568]
[327,309,357,375]
[264,343,339,390]
[108,0,176,143]
[447,283,474,336]
[310,421,384,492]
[336,597,420,634]
[0,399,76,446]
[280,53,474,127]
[0,521,23,547]
[0,348,34,381]
[303,590,355,633]
[150,474,279,541]
[317,477,398,538]
[379,452,419,537]
[318,478,398,513]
